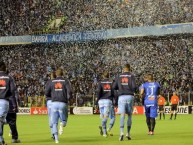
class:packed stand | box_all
[1,0,193,36]
[0,35,193,106]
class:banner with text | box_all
[18,107,31,115]
[17,105,192,115]
[0,35,31,45]
[73,107,93,115]
[31,107,48,115]
[93,106,190,115]
[93,106,144,115]
[31,30,107,43]
[133,106,144,115]
[164,106,189,114]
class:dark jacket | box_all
[45,77,72,103]
[113,72,137,96]
[97,79,114,103]
[45,79,52,101]
[0,71,16,106]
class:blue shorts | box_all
[118,95,134,115]
[144,104,158,118]
[98,99,112,117]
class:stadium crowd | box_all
[1,0,193,36]
[0,0,193,107]
[0,36,193,106]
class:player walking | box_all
[45,68,72,143]
[97,72,115,137]
[0,61,17,145]
[140,74,160,135]
[113,64,137,141]
[45,72,56,139]
[6,89,21,143]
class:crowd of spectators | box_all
[0,36,193,106]
[1,0,193,36]
[1,0,193,107]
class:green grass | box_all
[3,114,193,145]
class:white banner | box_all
[164,106,189,114]
[73,107,93,115]
[18,107,31,115]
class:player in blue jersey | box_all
[97,72,115,137]
[113,64,137,141]
[140,74,160,135]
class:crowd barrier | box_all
[17,106,193,115]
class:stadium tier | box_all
[0,0,193,107]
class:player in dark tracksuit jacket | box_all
[45,72,56,139]
[45,68,72,143]
[0,61,16,145]
[6,89,20,143]
[97,72,115,137]
[113,64,137,141]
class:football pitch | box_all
[3,114,193,145]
